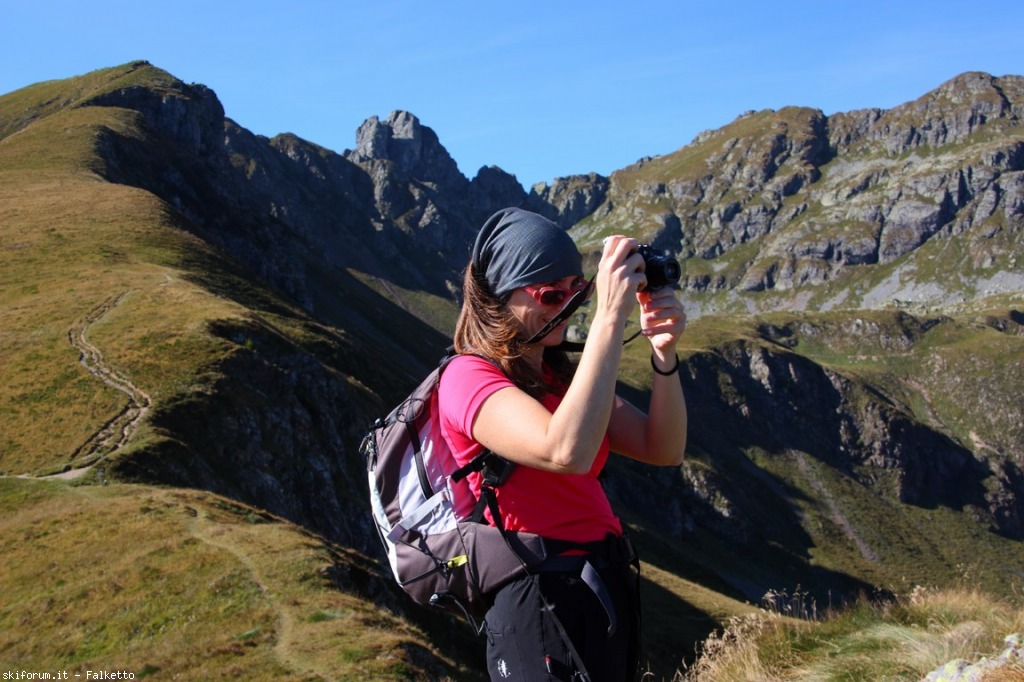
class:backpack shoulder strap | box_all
[450,448,518,527]
[449,449,514,484]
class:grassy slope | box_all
[0,67,480,678]
[679,311,1024,594]
[0,477,466,680]
[0,178,245,474]
[0,475,757,681]
[0,82,245,475]
[0,67,383,476]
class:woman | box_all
[438,207,687,681]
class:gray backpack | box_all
[360,352,551,621]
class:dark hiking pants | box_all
[483,537,641,681]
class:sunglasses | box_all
[522,279,590,307]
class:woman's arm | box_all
[470,237,645,474]
[608,286,688,466]
[607,380,687,466]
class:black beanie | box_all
[471,208,583,298]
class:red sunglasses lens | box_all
[524,280,588,306]
[538,289,569,305]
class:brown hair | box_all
[453,264,574,399]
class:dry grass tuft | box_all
[675,583,1024,682]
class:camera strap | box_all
[524,278,594,349]
[525,278,649,351]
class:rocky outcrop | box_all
[82,62,226,157]
[835,72,1024,155]
[348,111,467,192]
[924,633,1024,682]
[680,336,1019,539]
[532,173,611,228]
[467,165,532,227]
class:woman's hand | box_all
[594,236,646,327]
[608,286,688,467]
[637,286,687,358]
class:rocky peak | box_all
[532,173,611,229]
[835,72,1024,155]
[83,64,225,158]
[347,110,466,190]
[572,72,1023,310]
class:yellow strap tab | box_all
[445,555,469,569]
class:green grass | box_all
[0,79,233,475]
[0,171,244,474]
[0,478,466,680]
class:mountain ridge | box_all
[2,61,1022,678]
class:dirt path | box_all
[60,292,152,476]
[182,500,308,676]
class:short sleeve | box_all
[437,355,514,465]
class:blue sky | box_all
[2,1,1022,188]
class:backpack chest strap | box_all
[387,489,448,542]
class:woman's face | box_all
[506,275,586,344]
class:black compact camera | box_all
[637,245,681,290]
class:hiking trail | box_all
[60,291,152,478]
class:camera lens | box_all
[637,245,681,290]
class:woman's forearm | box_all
[644,359,688,466]
[545,314,625,471]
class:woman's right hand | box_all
[595,235,647,328]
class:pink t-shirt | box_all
[438,354,622,543]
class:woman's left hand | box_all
[636,287,687,355]
[608,285,689,466]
